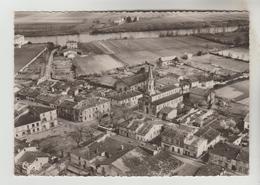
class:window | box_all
[37,128,40,131]
[32,124,35,127]
[32,129,35,132]
[36,123,39,126]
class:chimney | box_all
[121,145,124,150]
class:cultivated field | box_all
[74,54,124,75]
[187,54,249,73]
[215,80,249,103]
[79,36,226,67]
[14,44,46,73]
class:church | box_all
[139,63,184,117]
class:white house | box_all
[14,106,58,139]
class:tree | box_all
[47,42,55,51]
[233,36,242,46]
[69,125,94,147]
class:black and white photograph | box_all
[12,8,251,177]
[2,0,260,183]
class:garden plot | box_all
[215,80,249,102]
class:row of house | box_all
[209,142,249,174]
[161,123,221,158]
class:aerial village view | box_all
[14,10,249,176]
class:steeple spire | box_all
[146,62,155,95]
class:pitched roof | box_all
[209,142,241,160]
[118,72,148,87]
[161,127,189,147]
[72,137,133,165]
[137,123,154,136]
[151,93,182,106]
[59,100,77,109]
[158,84,178,93]
[195,126,220,143]
[17,151,49,164]
[107,91,142,101]
[15,106,54,127]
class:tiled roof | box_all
[151,93,182,106]
[137,123,154,136]
[158,84,178,93]
[59,100,77,109]
[74,97,109,110]
[118,72,148,87]
[161,127,188,147]
[195,126,220,143]
[15,106,54,127]
[107,91,142,101]
[17,151,49,164]
[72,137,133,165]
[210,142,241,160]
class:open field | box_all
[79,36,226,69]
[187,53,249,73]
[74,54,124,75]
[15,11,248,36]
[215,80,249,102]
[14,44,46,73]
[74,36,227,75]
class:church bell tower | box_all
[146,63,155,96]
